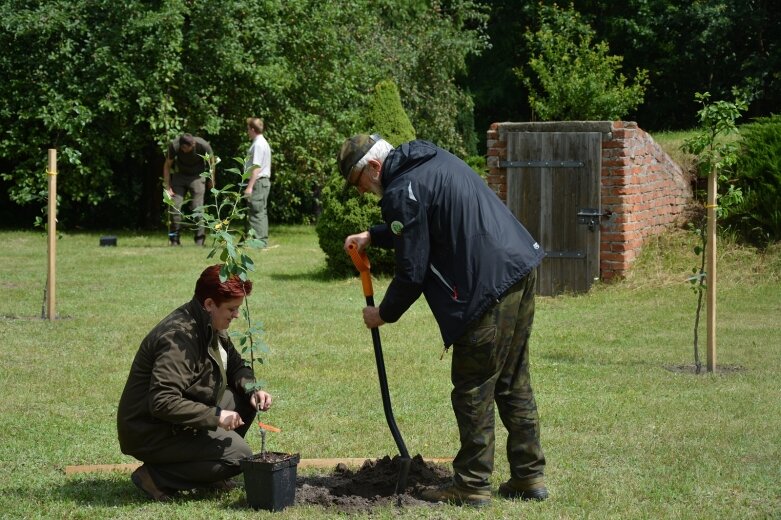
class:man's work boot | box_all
[131,465,173,502]
[497,479,549,501]
[168,232,181,246]
[194,235,205,246]
[420,482,491,507]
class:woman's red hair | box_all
[194,264,253,305]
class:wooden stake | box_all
[47,149,57,322]
[706,168,717,372]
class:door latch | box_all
[577,208,612,231]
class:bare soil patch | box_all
[664,363,746,374]
[295,454,451,513]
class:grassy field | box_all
[652,128,743,177]
[0,225,779,519]
[652,130,698,174]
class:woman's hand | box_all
[218,410,244,431]
[250,390,272,412]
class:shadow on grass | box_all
[664,363,747,375]
[269,266,350,283]
[57,476,246,507]
[57,477,147,506]
[1,314,73,321]
[542,349,749,375]
[541,349,661,368]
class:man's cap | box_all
[179,133,195,147]
[337,133,381,181]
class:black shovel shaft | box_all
[365,294,410,461]
[347,245,410,493]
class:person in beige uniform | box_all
[117,264,271,501]
[244,118,272,247]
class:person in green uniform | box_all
[117,264,271,501]
[163,133,214,245]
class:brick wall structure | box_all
[487,121,692,280]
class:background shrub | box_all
[516,3,648,121]
[316,80,416,276]
[365,81,416,147]
[726,115,781,243]
[464,155,488,179]
[316,173,396,276]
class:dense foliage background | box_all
[0,0,487,228]
[469,0,781,138]
[1,0,779,230]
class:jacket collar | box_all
[185,297,215,349]
[381,140,437,189]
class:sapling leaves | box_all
[681,89,746,373]
[165,155,270,379]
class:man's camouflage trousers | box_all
[449,270,545,491]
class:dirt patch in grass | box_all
[295,454,451,513]
[0,314,73,321]
[664,364,746,375]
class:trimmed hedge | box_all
[316,172,396,276]
[316,80,417,275]
[727,115,781,243]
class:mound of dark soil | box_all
[295,454,451,513]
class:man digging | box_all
[339,134,549,507]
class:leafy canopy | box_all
[516,2,649,121]
[0,0,488,228]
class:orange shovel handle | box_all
[347,243,373,298]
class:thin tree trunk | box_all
[693,223,706,374]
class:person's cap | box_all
[180,133,195,147]
[337,133,381,182]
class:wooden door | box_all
[504,132,602,295]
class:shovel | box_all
[347,244,411,495]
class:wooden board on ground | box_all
[64,457,453,475]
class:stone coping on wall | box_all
[492,121,615,136]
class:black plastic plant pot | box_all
[240,452,300,511]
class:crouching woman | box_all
[117,264,271,501]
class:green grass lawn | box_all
[1,226,779,519]
[652,129,698,174]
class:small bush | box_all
[316,79,416,276]
[464,155,487,179]
[366,80,416,147]
[315,171,396,276]
[726,115,781,243]
[517,3,648,121]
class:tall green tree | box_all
[0,0,488,228]
[0,1,186,226]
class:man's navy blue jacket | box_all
[369,140,545,347]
